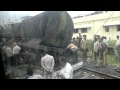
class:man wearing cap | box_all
[13,43,21,66]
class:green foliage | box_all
[78,39,120,67]
[86,40,116,50]
[107,54,120,67]
[86,39,94,50]
[108,40,116,47]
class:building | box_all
[0,11,32,29]
[0,11,10,26]
[72,11,120,40]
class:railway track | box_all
[80,67,120,79]
[72,62,120,79]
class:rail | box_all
[72,62,120,79]
[80,67,120,79]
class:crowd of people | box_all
[71,33,120,68]
[2,42,21,68]
[0,37,73,79]
[0,33,120,79]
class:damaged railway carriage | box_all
[11,11,74,67]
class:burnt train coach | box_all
[11,11,74,66]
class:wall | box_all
[73,11,120,40]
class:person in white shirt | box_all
[4,44,14,67]
[103,37,110,47]
[116,35,120,46]
[93,38,100,63]
[41,51,55,79]
[13,43,21,66]
[54,62,73,79]
[81,36,88,62]
[114,35,120,61]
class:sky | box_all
[9,11,95,18]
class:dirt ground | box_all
[6,57,84,79]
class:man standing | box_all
[103,36,110,47]
[79,33,82,49]
[97,38,108,67]
[13,43,21,66]
[2,37,7,45]
[41,51,55,79]
[81,36,88,62]
[66,41,78,64]
[4,44,13,67]
[114,35,120,61]
[93,38,99,63]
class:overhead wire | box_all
[73,11,115,39]
[92,11,115,40]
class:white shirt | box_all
[41,54,55,72]
[13,45,21,54]
[94,41,99,52]
[103,39,109,47]
[116,39,120,46]
[5,46,13,57]
[59,62,73,79]
[27,74,43,79]
[81,39,87,49]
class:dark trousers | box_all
[71,48,78,64]
[6,56,14,66]
[14,54,20,66]
[94,52,98,62]
[83,48,87,62]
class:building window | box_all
[81,28,87,33]
[74,29,79,33]
[117,25,120,31]
[105,26,109,32]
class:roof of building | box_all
[73,11,120,24]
